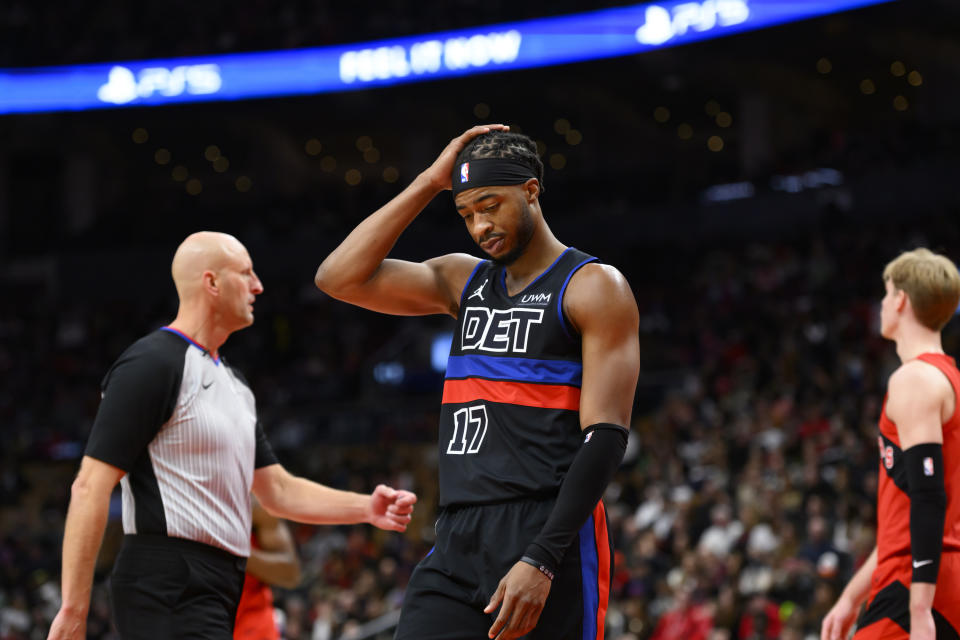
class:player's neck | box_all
[894,323,943,363]
[502,225,566,293]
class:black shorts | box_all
[109,534,247,640]
[395,498,612,640]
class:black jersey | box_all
[438,247,598,507]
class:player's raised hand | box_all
[422,124,510,192]
[484,561,551,639]
[820,595,857,640]
[366,484,417,532]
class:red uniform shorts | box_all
[853,554,960,639]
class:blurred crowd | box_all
[3,210,958,639]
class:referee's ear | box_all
[202,270,219,295]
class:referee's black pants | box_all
[109,534,247,639]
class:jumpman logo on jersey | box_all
[468,279,488,302]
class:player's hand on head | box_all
[483,560,551,639]
[367,484,417,532]
[422,124,510,192]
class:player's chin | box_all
[482,246,505,261]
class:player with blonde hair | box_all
[822,248,960,640]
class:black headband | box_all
[451,158,537,196]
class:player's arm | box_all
[252,464,416,532]
[886,362,949,633]
[47,457,125,640]
[525,264,639,567]
[245,497,302,589]
[821,546,878,640]
[485,264,640,640]
[314,125,505,317]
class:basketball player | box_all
[821,248,960,640]
[315,125,641,639]
[234,497,301,640]
[47,232,417,640]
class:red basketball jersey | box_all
[234,534,279,640]
[869,353,960,598]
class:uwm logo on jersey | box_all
[461,306,543,353]
[519,292,552,306]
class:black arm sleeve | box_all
[524,423,628,574]
[84,333,184,471]
[904,443,947,584]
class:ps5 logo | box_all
[97,64,223,105]
[636,0,750,46]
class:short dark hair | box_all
[454,130,545,193]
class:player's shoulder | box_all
[890,358,949,386]
[566,262,635,308]
[888,358,953,403]
[572,261,629,286]
[563,261,637,333]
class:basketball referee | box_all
[47,232,417,640]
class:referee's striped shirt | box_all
[85,327,277,557]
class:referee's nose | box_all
[251,270,264,295]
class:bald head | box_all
[171,231,248,301]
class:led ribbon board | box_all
[0,0,892,114]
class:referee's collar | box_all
[161,326,221,365]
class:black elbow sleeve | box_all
[904,443,947,584]
[524,423,628,574]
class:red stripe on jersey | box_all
[593,501,610,640]
[441,378,580,411]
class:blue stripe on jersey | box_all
[445,354,582,385]
[579,514,599,640]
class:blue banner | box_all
[0,0,892,114]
